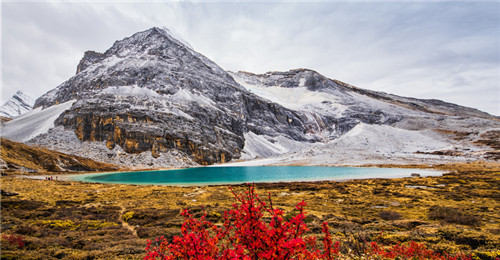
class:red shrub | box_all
[369,241,472,260]
[145,185,338,259]
[145,184,470,260]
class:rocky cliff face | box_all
[14,27,498,167]
[76,51,105,74]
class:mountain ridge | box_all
[2,27,499,167]
[234,69,496,120]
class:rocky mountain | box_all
[30,27,319,166]
[2,27,499,167]
[0,90,34,119]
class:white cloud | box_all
[1,1,499,115]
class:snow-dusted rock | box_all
[0,90,34,118]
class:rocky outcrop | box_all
[76,51,105,74]
[56,99,242,165]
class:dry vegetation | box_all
[0,138,119,174]
[1,162,499,259]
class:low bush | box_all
[428,206,481,226]
[83,220,119,230]
[369,241,471,260]
[379,210,402,221]
[14,224,37,236]
[126,208,180,226]
[438,227,488,249]
[122,211,135,222]
[455,232,487,249]
[145,185,340,259]
[39,219,79,230]
[1,199,45,210]
[472,250,500,260]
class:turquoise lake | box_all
[74,166,442,186]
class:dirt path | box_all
[119,205,137,237]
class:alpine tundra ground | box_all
[1,162,499,259]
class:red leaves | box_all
[145,184,471,260]
[321,222,339,259]
[145,184,337,259]
[218,185,327,259]
[145,209,222,260]
[368,241,472,260]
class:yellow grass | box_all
[1,162,499,259]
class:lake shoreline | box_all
[18,164,445,187]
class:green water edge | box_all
[70,166,444,187]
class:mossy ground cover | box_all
[1,162,499,259]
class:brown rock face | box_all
[58,106,240,165]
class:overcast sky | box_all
[2,1,499,115]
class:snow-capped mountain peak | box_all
[0,90,34,118]
[39,27,231,109]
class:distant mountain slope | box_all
[2,27,498,167]
[1,100,75,142]
[0,91,34,118]
[232,69,496,122]
[0,138,119,174]
[231,70,500,163]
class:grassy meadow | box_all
[1,162,499,259]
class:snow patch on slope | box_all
[241,131,313,160]
[231,73,346,116]
[331,123,452,154]
[169,89,216,108]
[1,100,76,142]
[101,85,161,97]
[241,132,288,159]
[227,123,469,167]
[298,123,463,165]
